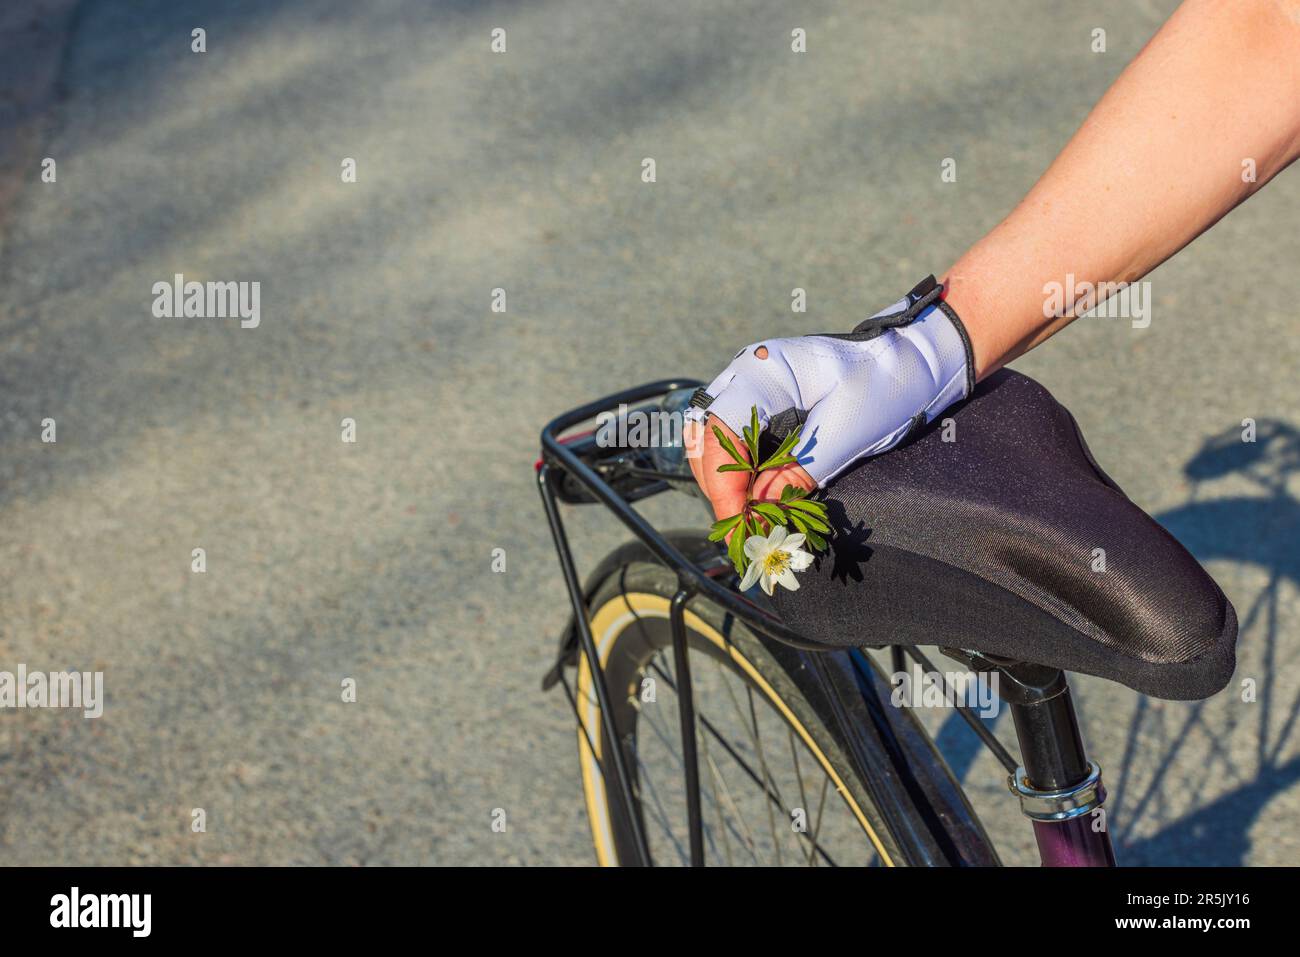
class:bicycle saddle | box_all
[770,369,1238,700]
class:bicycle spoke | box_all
[647,652,758,863]
[631,712,690,865]
[625,647,849,867]
[806,776,831,867]
[703,748,762,863]
[788,728,819,866]
[744,682,785,865]
[789,728,811,854]
[698,719,736,867]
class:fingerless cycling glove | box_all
[684,276,976,486]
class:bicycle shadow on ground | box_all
[937,419,1300,865]
[1111,419,1300,865]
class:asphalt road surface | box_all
[1,0,1297,865]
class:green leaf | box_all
[717,463,752,473]
[756,454,798,470]
[755,427,801,471]
[727,521,748,574]
[712,426,751,470]
[795,512,831,533]
[785,500,829,530]
[780,485,796,503]
[744,407,761,461]
[786,511,829,547]
[752,503,786,527]
[708,514,743,542]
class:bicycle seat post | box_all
[1003,662,1115,867]
[947,651,1116,866]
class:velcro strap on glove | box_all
[849,274,946,337]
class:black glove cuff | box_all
[854,275,976,398]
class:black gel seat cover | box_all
[770,369,1237,700]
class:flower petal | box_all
[783,532,805,551]
[744,534,769,560]
[739,561,763,591]
[777,569,800,591]
[788,550,814,571]
[767,525,787,548]
[760,572,776,596]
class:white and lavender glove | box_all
[684,276,976,486]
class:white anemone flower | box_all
[739,525,815,595]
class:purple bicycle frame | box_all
[985,652,1117,866]
[1036,818,1116,867]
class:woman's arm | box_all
[946,0,1300,380]
[689,0,1300,520]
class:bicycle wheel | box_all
[576,558,908,866]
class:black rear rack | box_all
[538,378,829,652]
